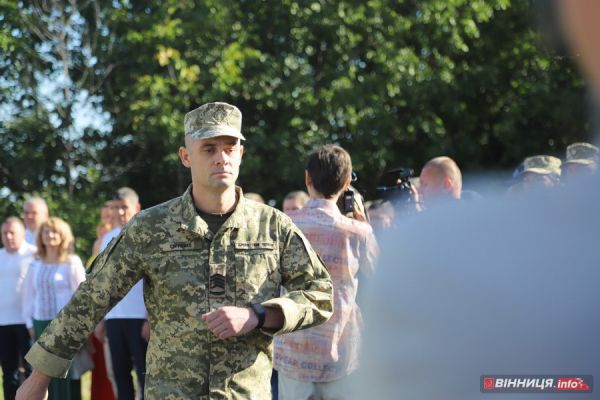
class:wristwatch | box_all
[250,303,266,329]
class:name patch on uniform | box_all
[159,242,202,252]
[234,242,275,250]
[209,264,226,298]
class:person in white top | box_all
[22,198,49,246]
[21,217,85,400]
[94,187,149,400]
[0,217,37,400]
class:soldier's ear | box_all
[179,146,191,168]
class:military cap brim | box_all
[563,159,596,166]
[519,167,561,175]
[187,125,246,141]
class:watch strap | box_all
[250,303,266,329]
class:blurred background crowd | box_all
[2,0,600,399]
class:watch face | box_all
[252,303,266,328]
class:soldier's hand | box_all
[16,369,51,400]
[202,306,257,339]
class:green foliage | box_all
[90,0,588,206]
[0,0,591,224]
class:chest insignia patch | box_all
[234,241,275,250]
[209,263,226,298]
[159,242,202,252]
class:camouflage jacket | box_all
[26,185,333,400]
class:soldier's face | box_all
[563,163,596,183]
[522,172,556,190]
[180,136,244,192]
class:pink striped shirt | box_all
[274,198,378,382]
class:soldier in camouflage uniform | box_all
[562,142,598,183]
[17,102,334,400]
[518,155,562,191]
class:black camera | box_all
[377,168,415,213]
[338,189,355,213]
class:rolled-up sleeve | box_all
[263,227,333,336]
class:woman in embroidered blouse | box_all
[22,217,86,400]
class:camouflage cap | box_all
[520,155,562,176]
[564,142,599,165]
[184,102,246,141]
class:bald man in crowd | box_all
[416,156,462,209]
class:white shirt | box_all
[0,242,37,325]
[101,227,147,320]
[22,255,86,328]
[25,228,37,245]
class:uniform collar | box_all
[178,185,248,235]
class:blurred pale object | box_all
[357,176,600,399]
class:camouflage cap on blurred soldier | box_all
[518,155,561,190]
[563,142,598,182]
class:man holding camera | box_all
[273,144,378,400]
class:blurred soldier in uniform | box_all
[562,142,598,183]
[17,102,333,400]
[357,1,600,399]
[518,155,562,190]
